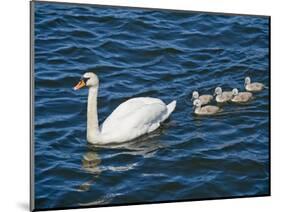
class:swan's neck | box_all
[195,105,201,114]
[87,86,101,142]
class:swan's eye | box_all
[82,77,90,84]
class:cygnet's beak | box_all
[73,80,86,90]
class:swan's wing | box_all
[223,91,233,99]
[102,97,165,126]
[101,97,167,137]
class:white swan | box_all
[231,88,253,103]
[74,72,177,145]
[193,99,221,115]
[191,91,213,105]
[244,76,264,92]
[214,87,233,103]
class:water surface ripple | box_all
[34,2,269,209]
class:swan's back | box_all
[198,95,213,105]
[245,82,264,92]
[232,92,253,102]
[100,97,173,142]
[216,92,233,103]
[195,105,220,115]
[104,97,165,122]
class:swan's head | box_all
[73,72,99,90]
[214,87,222,96]
[245,76,251,86]
[191,91,199,100]
[232,88,239,96]
[193,99,201,108]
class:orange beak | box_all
[73,80,86,90]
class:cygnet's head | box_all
[244,76,251,86]
[214,87,222,96]
[73,72,99,90]
[193,99,202,108]
[192,91,199,100]
[232,88,239,96]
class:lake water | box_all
[33,2,270,210]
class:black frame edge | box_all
[30,0,35,211]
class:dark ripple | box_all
[34,2,270,210]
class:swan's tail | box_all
[162,100,177,121]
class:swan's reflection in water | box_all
[77,123,171,192]
[77,151,101,192]
[82,152,101,171]
[92,122,170,152]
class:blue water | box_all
[33,2,270,210]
